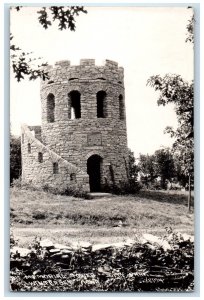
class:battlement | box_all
[53,59,120,68]
[42,59,124,86]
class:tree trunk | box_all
[188,174,191,212]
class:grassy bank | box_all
[10,187,194,246]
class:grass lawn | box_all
[10,187,194,247]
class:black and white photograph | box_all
[9,4,195,293]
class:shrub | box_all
[11,177,22,188]
[11,178,92,200]
[42,184,92,199]
[10,135,21,184]
[11,177,40,192]
[103,179,141,195]
[32,210,47,220]
[62,186,92,199]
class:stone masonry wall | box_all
[21,124,89,191]
[40,59,129,188]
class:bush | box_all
[63,187,92,199]
[11,177,40,192]
[11,177,22,188]
[104,179,141,195]
[11,178,92,200]
[42,184,92,199]
[32,210,47,220]
[10,135,21,184]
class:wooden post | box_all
[188,174,191,212]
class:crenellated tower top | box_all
[41,59,124,87]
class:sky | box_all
[10,6,194,158]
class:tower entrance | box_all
[87,155,102,192]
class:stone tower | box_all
[21,59,129,192]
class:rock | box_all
[61,249,73,254]
[112,242,127,248]
[124,239,135,247]
[54,243,72,250]
[181,233,194,242]
[143,234,171,251]
[92,241,131,252]
[71,241,92,250]
[11,247,31,258]
[50,253,62,261]
[40,239,54,249]
[146,243,156,251]
[61,255,69,260]
[80,241,92,249]
[92,243,115,252]
[49,248,61,254]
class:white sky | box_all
[10,6,193,158]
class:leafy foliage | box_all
[10,33,50,82]
[146,16,194,209]
[186,14,194,44]
[37,6,87,31]
[127,149,140,181]
[138,154,156,188]
[11,177,92,199]
[102,149,141,194]
[154,148,175,189]
[10,135,21,184]
[138,148,176,189]
[147,74,193,178]
[10,6,87,81]
[104,179,141,195]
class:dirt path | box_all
[12,226,194,247]
[13,227,194,233]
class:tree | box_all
[147,74,193,202]
[10,6,87,81]
[154,148,175,189]
[137,148,176,189]
[10,135,21,184]
[124,149,141,193]
[147,11,194,209]
[147,58,193,208]
[127,149,139,181]
[137,154,156,188]
[186,14,194,44]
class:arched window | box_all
[47,93,55,123]
[70,173,76,182]
[53,162,59,174]
[68,91,81,119]
[38,152,43,163]
[119,94,125,120]
[28,143,31,153]
[97,91,107,118]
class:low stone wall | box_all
[10,232,194,291]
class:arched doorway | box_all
[87,155,102,192]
